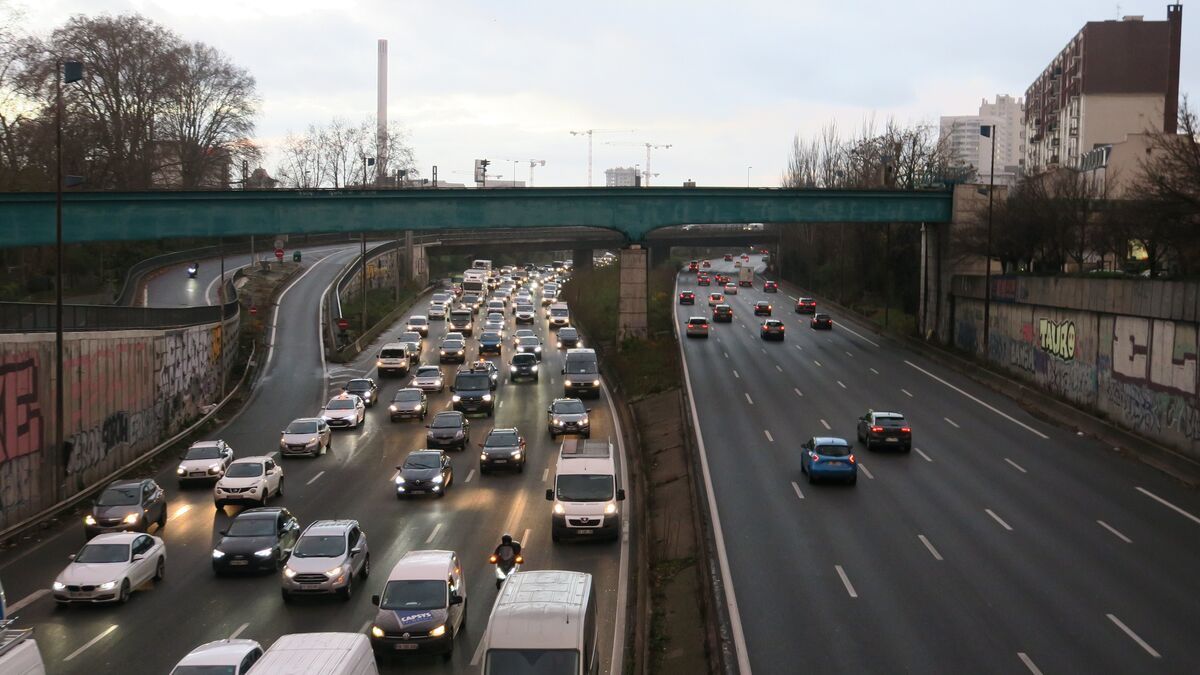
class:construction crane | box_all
[605,141,672,186]
[498,159,547,187]
[569,129,635,186]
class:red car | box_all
[811,313,833,329]
[753,301,772,316]
[763,281,778,293]
[714,274,731,285]
[688,261,699,272]
[723,254,733,261]
[795,298,817,314]
[679,291,696,305]
[697,275,711,286]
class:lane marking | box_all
[795,344,803,351]
[793,388,803,397]
[985,509,1014,531]
[1018,652,1045,675]
[834,322,880,347]
[8,589,48,614]
[820,419,831,430]
[1097,520,1132,544]
[499,400,504,408]
[836,380,846,389]
[869,367,878,374]
[724,351,729,359]
[1106,614,1160,658]
[1136,486,1200,526]
[905,360,1049,439]
[464,469,476,483]
[845,351,854,358]
[169,505,192,521]
[744,393,753,405]
[914,447,933,462]
[425,523,442,544]
[775,364,783,373]
[901,388,913,397]
[858,463,874,479]
[230,623,250,640]
[542,468,549,482]
[733,369,740,379]
[834,565,858,598]
[1004,458,1027,474]
[813,359,822,367]
[791,481,804,500]
[358,619,372,635]
[521,527,531,548]
[64,624,118,662]
[918,535,943,561]
[306,470,326,485]
[943,417,960,428]
[763,430,773,443]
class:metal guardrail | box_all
[1,283,239,332]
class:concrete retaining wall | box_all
[0,316,238,529]
[952,275,1200,462]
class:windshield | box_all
[171,667,236,675]
[417,367,441,377]
[456,374,490,390]
[184,445,222,460]
[347,381,371,392]
[560,329,577,337]
[394,389,422,402]
[557,474,613,501]
[553,400,586,414]
[285,420,318,434]
[517,304,534,312]
[432,415,461,429]
[551,308,568,316]
[565,358,597,375]
[512,354,536,365]
[519,337,540,347]
[74,543,129,563]
[450,312,471,321]
[486,431,520,447]
[442,340,465,349]
[226,463,264,478]
[292,535,345,558]
[380,348,406,359]
[326,398,356,410]
[409,317,427,325]
[481,332,501,341]
[226,516,277,537]
[816,444,851,457]
[96,486,140,506]
[405,454,442,470]
[485,649,580,675]
[400,332,421,342]
[380,579,446,611]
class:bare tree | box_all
[273,117,418,188]
[1139,97,1200,209]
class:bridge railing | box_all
[1,282,239,333]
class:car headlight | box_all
[327,565,346,578]
[532,364,538,371]
[534,346,541,352]
[176,465,186,475]
[482,394,493,402]
[556,342,562,348]
[53,581,66,591]
[454,430,465,438]
[553,418,563,426]
[429,624,447,638]
[304,438,318,446]
[451,394,461,402]
[481,452,489,461]
[212,549,226,559]
[592,379,600,386]
[605,502,618,514]
[254,548,273,558]
[395,475,406,484]
[283,567,297,578]
[432,475,444,484]
[553,503,565,514]
[98,581,119,591]
[371,625,385,638]
[581,416,590,426]
[209,463,223,473]
[511,450,522,459]
[123,513,141,524]
[440,350,447,355]
[510,366,518,372]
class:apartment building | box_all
[939,94,1024,185]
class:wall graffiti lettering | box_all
[1038,318,1076,361]
[65,405,163,477]
[0,454,34,517]
[1101,377,1200,442]
[1,354,44,462]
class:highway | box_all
[676,254,1200,674]
[2,256,629,673]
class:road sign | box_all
[337,317,350,330]
[275,248,284,261]
[274,238,285,249]
[249,305,258,316]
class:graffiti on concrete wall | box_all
[1039,318,1076,361]
[1110,318,1197,396]
[65,406,163,477]
[1,353,44,463]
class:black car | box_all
[389,387,428,421]
[795,298,817,314]
[753,301,773,316]
[679,291,695,305]
[343,378,379,407]
[439,338,467,363]
[85,479,167,539]
[212,507,300,574]
[479,428,526,474]
[478,331,503,355]
[556,327,581,349]
[547,398,590,438]
[811,313,833,329]
[712,304,733,323]
[395,450,454,498]
[452,368,495,416]
[856,410,912,452]
[426,411,470,450]
[510,352,539,382]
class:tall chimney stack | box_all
[1164,4,1182,133]
[377,39,388,184]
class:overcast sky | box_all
[17,0,1198,187]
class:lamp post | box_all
[54,60,83,503]
[981,124,997,355]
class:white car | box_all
[176,440,234,483]
[320,394,366,429]
[724,283,738,295]
[484,313,505,333]
[486,300,506,314]
[428,302,447,320]
[412,365,446,392]
[53,532,165,605]
[170,639,264,675]
[214,456,284,509]
[406,315,430,336]
[512,329,536,347]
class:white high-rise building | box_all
[939,94,1024,185]
[605,166,639,187]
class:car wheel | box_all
[518,463,524,474]
[443,630,455,660]
[849,475,858,486]
[340,576,353,601]
[281,589,292,603]
[865,438,873,452]
[360,554,371,580]
[154,556,165,581]
[215,501,225,510]
[277,478,284,498]
[807,471,816,484]
[118,579,131,604]
[552,532,561,543]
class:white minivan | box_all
[546,439,625,542]
[482,570,597,675]
[247,633,376,675]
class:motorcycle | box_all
[186,263,199,278]
[489,551,523,589]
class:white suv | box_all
[214,457,284,510]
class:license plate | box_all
[886,437,898,442]
[576,529,594,535]
[394,644,418,650]
[230,560,248,566]
[69,591,90,599]
[300,584,321,590]
[493,459,507,463]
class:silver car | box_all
[320,395,366,430]
[281,520,370,601]
[389,387,428,421]
[411,365,445,392]
[428,302,447,320]
[398,331,424,351]
[279,418,331,456]
[177,440,235,483]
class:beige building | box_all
[939,94,1024,185]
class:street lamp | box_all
[54,59,83,503]
[981,124,997,354]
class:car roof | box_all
[408,449,444,459]
[716,304,731,309]
[488,427,519,436]
[416,365,440,373]
[764,319,783,325]
[290,416,323,423]
[755,300,770,305]
[387,549,456,580]
[688,316,708,322]
[810,436,850,446]
[409,315,427,320]
[231,455,272,464]
[872,411,905,418]
[303,520,357,536]
[104,478,145,489]
[346,378,373,386]
[190,440,223,448]
[551,397,584,405]
[87,531,141,544]
[176,639,262,666]
[235,507,284,519]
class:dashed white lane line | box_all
[1004,458,1027,473]
[1018,652,1045,675]
[724,351,729,359]
[230,623,250,640]
[918,535,944,561]
[1107,613,1161,658]
[425,523,443,544]
[464,469,476,483]
[521,528,531,548]
[306,470,326,485]
[858,463,874,480]
[869,367,879,374]
[813,359,822,367]
[845,351,854,358]
[744,393,754,405]
[8,589,48,614]
[834,565,858,598]
[1097,520,1132,544]
[912,447,932,462]
[793,388,803,397]
[764,430,774,442]
[795,344,803,351]
[837,380,846,389]
[760,348,766,355]
[1136,486,1200,526]
[986,509,1014,531]
[905,360,1050,439]
[499,400,504,408]
[826,338,833,344]
[792,481,804,500]
[64,624,118,662]
[819,419,831,430]
[733,369,741,379]
[169,505,192,521]
[901,388,913,397]
[541,468,549,482]
[943,417,960,428]
[775,364,783,373]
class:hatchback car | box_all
[484,313,505,333]
[801,437,857,485]
[395,450,454,498]
[170,639,263,675]
[279,417,331,457]
[724,282,738,295]
[344,378,379,407]
[320,394,366,429]
[478,331,504,355]
[516,335,544,360]
[214,457,284,509]
[856,411,912,452]
[686,316,710,338]
[512,328,537,347]
[811,313,833,329]
[708,292,725,307]
[177,440,235,484]
[795,297,817,314]
[406,315,430,337]
[556,327,581,348]
[509,352,540,382]
[389,388,428,421]
[763,281,778,293]
[679,291,696,305]
[85,479,167,538]
[282,520,370,601]
[753,301,773,316]
[761,319,786,341]
[412,365,445,392]
[439,337,467,363]
[428,302,447,320]
[212,507,300,574]
[712,304,733,322]
[697,275,711,286]
[547,398,590,438]
[514,303,537,323]
[479,428,527,474]
[53,532,165,605]
[426,411,470,450]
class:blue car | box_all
[801,437,857,485]
[478,331,504,355]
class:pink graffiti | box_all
[1,353,44,462]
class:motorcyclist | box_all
[493,533,522,563]
[187,261,199,277]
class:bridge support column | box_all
[572,248,593,271]
[404,230,416,282]
[618,246,648,341]
[649,243,672,269]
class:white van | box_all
[546,439,625,542]
[548,302,570,329]
[562,348,600,398]
[376,343,411,377]
[247,633,377,675]
[482,571,597,675]
[368,550,466,658]
[0,623,47,675]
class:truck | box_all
[738,265,754,287]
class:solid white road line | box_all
[835,322,880,347]
[792,481,804,500]
[745,393,754,405]
[542,468,549,482]
[1097,520,1132,544]
[8,589,48,614]
[858,463,874,479]
[64,624,118,662]
[599,378,632,675]
[918,535,944,561]
[869,367,879,374]
[1136,486,1200,526]
[793,388,803,397]
[901,388,913,397]
[464,469,476,483]
[764,430,774,442]
[837,380,846,389]
[425,523,442,544]
[733,369,740,379]
[1004,458,1027,473]
[986,509,1014,531]
[906,360,1050,439]
[834,565,858,598]
[914,447,933,462]
[1107,613,1161,658]
[230,622,250,640]
[1018,652,1045,675]
[306,470,326,485]
[944,417,960,428]
[813,359,822,367]
[820,419,831,430]
[775,364,783,372]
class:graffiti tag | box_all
[1039,318,1076,361]
[1,355,44,462]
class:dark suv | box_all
[85,479,167,539]
[510,352,540,382]
[452,367,495,416]
[479,428,527,474]
[212,507,300,574]
[856,411,912,452]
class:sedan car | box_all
[320,394,366,429]
[714,274,731,285]
[512,329,536,348]
[856,411,912,452]
[679,291,696,305]
[426,411,470,450]
[344,378,379,407]
[411,364,446,392]
[479,428,526,474]
[811,313,833,329]
[763,281,778,293]
[170,639,263,675]
[439,337,467,363]
[281,520,370,600]
[483,312,506,333]
[556,326,581,349]
[514,303,537,323]
[761,319,786,341]
[398,331,424,352]
[724,283,738,295]
[395,450,454,498]
[711,304,732,323]
[795,297,817,314]
[279,417,331,457]
[212,507,300,574]
[547,398,590,438]
[406,315,430,337]
[478,330,504,355]
[389,388,428,421]
[685,316,709,338]
[54,532,166,605]
[800,437,857,485]
[509,352,540,382]
[427,302,447,320]
[708,293,725,307]
[753,301,773,316]
[214,457,284,510]
[85,479,167,539]
[177,440,234,483]
[516,335,544,360]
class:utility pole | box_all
[570,129,635,186]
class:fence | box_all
[2,282,239,333]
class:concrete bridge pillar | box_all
[919,184,989,343]
[572,248,593,271]
[618,245,648,340]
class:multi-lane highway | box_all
[2,256,629,673]
[677,254,1200,674]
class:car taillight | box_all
[901,427,911,433]
[871,426,884,433]
[848,454,856,464]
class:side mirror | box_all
[586,408,592,413]
[68,553,76,560]
[219,529,228,536]
[395,465,403,471]
[132,553,145,561]
[371,594,381,606]
[617,489,627,501]
[545,489,554,501]
[477,443,485,448]
[450,594,464,605]
[351,545,363,555]
[561,368,566,374]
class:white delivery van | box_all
[376,343,411,377]
[247,633,377,675]
[562,348,600,398]
[738,265,754,287]
[482,571,597,675]
[0,622,47,675]
[546,439,625,542]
